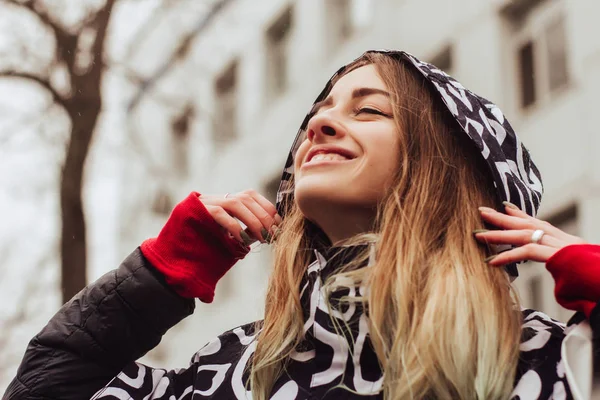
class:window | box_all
[213,60,238,149]
[429,44,453,74]
[327,0,352,48]
[518,41,536,107]
[325,0,374,51]
[502,1,569,110]
[266,6,293,99]
[151,186,174,216]
[171,104,194,176]
[501,0,546,22]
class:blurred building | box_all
[114,0,600,369]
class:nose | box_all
[306,112,345,142]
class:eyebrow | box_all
[311,87,391,114]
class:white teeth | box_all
[310,153,349,162]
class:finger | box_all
[237,193,275,239]
[486,243,558,266]
[479,207,539,231]
[199,194,230,207]
[205,205,246,243]
[502,205,576,241]
[221,197,267,243]
[502,202,536,220]
[474,229,563,248]
[483,205,575,243]
[244,189,282,225]
[200,191,281,226]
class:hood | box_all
[274,50,544,277]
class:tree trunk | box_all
[59,101,100,302]
[59,0,115,303]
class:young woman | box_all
[5,50,599,400]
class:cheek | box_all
[363,131,400,178]
[294,142,310,170]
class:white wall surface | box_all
[119,0,600,369]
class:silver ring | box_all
[531,229,545,244]
[224,193,230,199]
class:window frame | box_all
[265,4,294,101]
[429,44,454,75]
[171,104,194,176]
[212,59,239,150]
[324,0,374,54]
[506,0,570,113]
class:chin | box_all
[295,185,361,214]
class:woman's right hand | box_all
[199,189,282,245]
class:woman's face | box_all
[294,64,400,241]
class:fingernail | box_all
[261,228,272,243]
[274,214,283,225]
[479,206,495,213]
[240,230,256,246]
[484,255,497,263]
[473,229,489,235]
[502,201,520,210]
[271,225,281,240]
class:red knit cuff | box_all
[141,192,250,302]
[142,239,217,301]
[546,244,600,319]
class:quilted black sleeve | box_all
[3,248,195,400]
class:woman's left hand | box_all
[474,202,587,266]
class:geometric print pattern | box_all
[91,246,582,399]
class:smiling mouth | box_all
[303,153,355,168]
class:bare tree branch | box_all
[2,0,58,31]
[1,0,79,73]
[0,103,60,146]
[1,0,67,44]
[89,1,113,74]
[127,0,233,111]
[0,70,68,109]
[123,0,178,61]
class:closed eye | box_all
[354,107,390,117]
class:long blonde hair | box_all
[250,53,521,399]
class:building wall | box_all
[118,0,600,368]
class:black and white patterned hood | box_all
[276,49,543,216]
[275,50,545,277]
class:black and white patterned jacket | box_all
[5,246,594,400]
